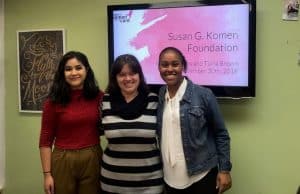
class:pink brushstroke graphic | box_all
[114,5,249,86]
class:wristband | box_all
[220,171,230,174]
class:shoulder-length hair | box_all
[48,51,99,105]
[106,54,149,95]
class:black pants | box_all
[165,167,218,194]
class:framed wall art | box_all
[282,0,299,20]
[17,29,65,112]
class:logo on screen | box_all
[113,11,132,23]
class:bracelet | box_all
[219,171,230,174]
[43,171,51,174]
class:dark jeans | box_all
[165,167,218,194]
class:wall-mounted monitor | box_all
[107,0,256,98]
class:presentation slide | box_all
[112,4,249,86]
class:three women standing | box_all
[39,48,231,194]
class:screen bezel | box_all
[107,0,256,98]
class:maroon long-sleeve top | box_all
[39,90,103,149]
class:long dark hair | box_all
[158,46,188,72]
[48,51,99,105]
[106,54,149,95]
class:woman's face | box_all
[64,58,87,90]
[159,50,184,89]
[116,64,140,97]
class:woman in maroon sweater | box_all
[39,51,103,194]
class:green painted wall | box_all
[4,0,300,194]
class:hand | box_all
[216,171,232,194]
[43,173,54,194]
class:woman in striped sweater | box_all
[100,54,163,194]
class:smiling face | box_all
[159,50,185,92]
[64,58,87,90]
[116,63,140,98]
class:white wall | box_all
[0,0,5,190]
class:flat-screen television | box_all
[107,0,256,98]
